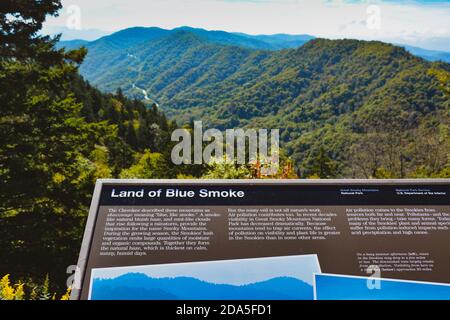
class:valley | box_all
[58,26,450,178]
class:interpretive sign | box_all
[72,179,450,300]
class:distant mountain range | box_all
[43,26,109,41]
[57,26,315,50]
[57,26,450,177]
[401,45,450,63]
[57,26,450,63]
[91,273,314,300]
[56,27,320,110]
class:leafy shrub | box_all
[0,275,70,301]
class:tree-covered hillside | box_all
[72,31,450,178]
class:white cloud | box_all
[44,0,450,50]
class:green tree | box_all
[308,147,338,179]
[119,150,171,179]
[0,0,92,289]
[429,68,450,96]
[125,121,138,149]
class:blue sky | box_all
[43,0,450,51]
[91,255,321,286]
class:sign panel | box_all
[72,179,450,300]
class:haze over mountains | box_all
[43,25,109,41]
[58,26,450,62]
[58,26,450,178]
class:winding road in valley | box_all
[127,53,159,106]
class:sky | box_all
[91,255,321,286]
[43,0,450,51]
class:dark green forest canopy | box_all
[73,30,450,178]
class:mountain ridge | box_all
[59,27,450,178]
[57,26,450,63]
[91,273,314,300]
[57,26,315,51]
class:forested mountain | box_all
[234,32,315,49]
[58,26,315,52]
[57,26,315,81]
[56,39,89,50]
[58,26,450,63]
[64,29,450,178]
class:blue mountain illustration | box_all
[91,273,313,300]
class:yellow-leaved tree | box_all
[0,274,70,300]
